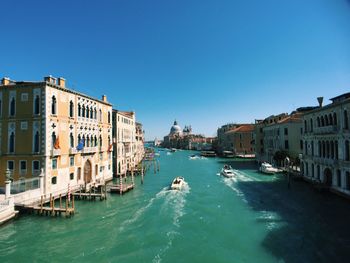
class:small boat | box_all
[222,151,235,158]
[170,177,185,190]
[200,151,216,157]
[221,165,235,178]
[259,162,280,175]
[170,148,177,152]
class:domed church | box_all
[169,120,183,136]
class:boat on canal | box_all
[170,176,186,190]
[221,165,235,178]
[259,162,280,175]
[200,151,216,157]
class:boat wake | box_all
[153,184,190,263]
[118,187,169,232]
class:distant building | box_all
[301,94,350,197]
[162,120,214,150]
[217,124,255,156]
[0,76,113,196]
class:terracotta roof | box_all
[226,124,254,133]
[276,113,302,124]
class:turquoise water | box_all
[1,150,350,262]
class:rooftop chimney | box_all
[44,75,57,85]
[1,77,10,85]
[317,97,323,107]
[102,95,107,102]
[57,77,66,88]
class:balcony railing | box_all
[82,147,98,154]
[313,126,339,135]
[69,148,79,154]
[51,148,61,156]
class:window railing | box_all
[10,177,40,194]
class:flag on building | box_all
[54,136,60,149]
[76,138,85,151]
[108,143,113,152]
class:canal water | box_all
[1,150,350,263]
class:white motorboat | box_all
[259,162,279,175]
[170,177,185,190]
[221,165,235,178]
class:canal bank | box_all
[1,150,350,263]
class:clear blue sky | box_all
[1,0,350,140]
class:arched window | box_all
[82,135,86,146]
[91,135,94,146]
[328,113,333,126]
[90,107,93,119]
[51,96,57,115]
[310,118,313,132]
[318,141,321,156]
[78,103,81,117]
[330,141,334,159]
[304,120,307,133]
[99,135,103,147]
[99,109,102,122]
[51,132,56,148]
[86,107,90,119]
[108,136,111,146]
[34,95,40,115]
[321,116,325,127]
[10,97,15,116]
[82,106,85,117]
[69,101,74,118]
[326,141,330,158]
[345,140,350,161]
[304,141,307,155]
[333,113,337,126]
[94,136,97,147]
[335,141,339,160]
[70,133,74,148]
[322,141,326,158]
[9,132,15,153]
[94,108,97,119]
[108,112,111,124]
[325,115,328,126]
[311,140,314,156]
[34,131,40,153]
[317,117,320,127]
[78,134,81,145]
[344,110,349,129]
[86,136,90,147]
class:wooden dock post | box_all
[120,174,123,195]
[59,194,62,209]
[141,167,144,184]
[40,195,43,215]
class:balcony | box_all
[312,156,338,166]
[82,147,98,154]
[69,148,78,155]
[314,126,338,135]
[51,148,61,156]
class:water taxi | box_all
[259,162,280,175]
[170,177,186,190]
[221,165,235,178]
[200,151,216,157]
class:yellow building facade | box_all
[0,76,113,196]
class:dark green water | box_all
[1,150,350,263]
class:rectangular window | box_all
[52,158,57,170]
[33,161,40,172]
[21,93,29,102]
[337,170,341,187]
[20,160,27,171]
[300,140,303,150]
[7,160,14,171]
[70,173,74,180]
[21,121,28,130]
[284,128,288,135]
[285,140,289,149]
[70,156,74,166]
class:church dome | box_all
[170,120,182,135]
